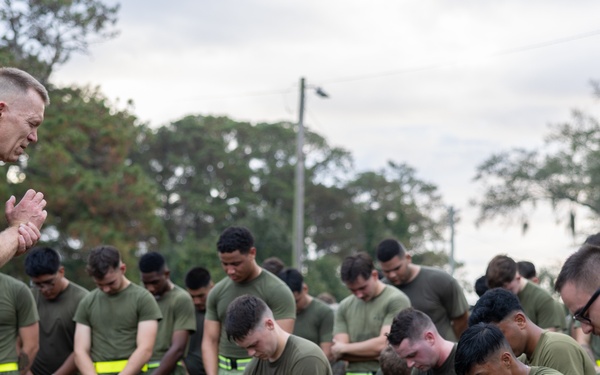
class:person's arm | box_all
[276,318,294,334]
[119,320,158,375]
[451,311,469,339]
[152,330,190,375]
[74,323,96,375]
[202,320,221,375]
[319,342,334,363]
[331,328,388,362]
[51,352,78,375]
[18,322,39,375]
[0,190,47,267]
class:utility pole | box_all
[293,77,306,269]
[292,77,328,270]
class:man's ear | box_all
[0,101,6,114]
[514,312,527,329]
[265,318,275,330]
[501,352,512,368]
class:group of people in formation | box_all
[2,67,600,375]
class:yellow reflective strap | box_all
[217,355,251,371]
[94,360,149,373]
[0,363,18,372]
[147,361,183,369]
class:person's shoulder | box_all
[420,266,456,281]
[211,275,233,292]
[288,335,329,360]
[310,297,333,314]
[529,366,565,375]
[542,331,581,348]
[382,284,410,301]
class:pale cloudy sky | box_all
[53,0,600,291]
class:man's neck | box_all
[407,264,421,283]
[435,339,455,368]
[269,329,290,362]
[524,323,544,359]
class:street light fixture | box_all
[293,77,329,269]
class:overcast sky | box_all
[53,0,600,292]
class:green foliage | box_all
[0,86,166,283]
[0,0,119,83]
[472,110,600,234]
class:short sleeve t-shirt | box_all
[294,298,334,345]
[0,273,39,374]
[518,281,565,331]
[411,344,456,375]
[206,270,296,358]
[526,331,596,375]
[334,284,411,373]
[74,283,162,362]
[31,281,89,375]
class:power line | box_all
[181,27,600,101]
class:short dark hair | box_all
[225,294,270,342]
[376,238,408,262]
[485,255,517,289]
[217,226,254,254]
[556,244,600,294]
[516,261,536,280]
[387,308,433,346]
[341,252,374,283]
[86,245,121,279]
[468,288,523,326]
[138,252,166,273]
[474,275,489,297]
[25,247,61,277]
[262,257,285,275]
[379,345,410,375]
[584,233,600,246]
[278,267,303,293]
[455,323,512,375]
[185,267,212,289]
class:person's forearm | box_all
[18,342,38,375]
[74,351,96,375]
[338,336,386,358]
[202,342,219,375]
[119,347,153,375]
[0,226,20,267]
[53,353,78,375]
[152,345,185,375]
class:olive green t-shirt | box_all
[530,366,565,375]
[74,283,162,362]
[386,266,469,342]
[31,281,89,375]
[334,284,411,373]
[148,284,196,375]
[206,270,296,358]
[526,331,596,375]
[518,281,564,331]
[294,297,334,346]
[0,273,39,375]
[243,335,332,375]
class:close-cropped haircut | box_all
[455,323,512,375]
[516,261,536,280]
[387,308,434,346]
[485,255,517,289]
[379,345,410,375]
[138,251,166,273]
[262,256,285,275]
[24,247,61,277]
[185,267,211,289]
[0,67,49,105]
[278,267,303,293]
[555,244,600,294]
[225,294,270,342]
[86,245,121,279]
[468,288,523,326]
[217,226,254,254]
[341,252,374,283]
[376,238,408,262]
